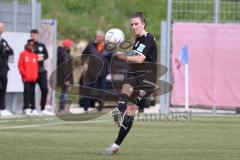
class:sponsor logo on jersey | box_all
[136,43,146,53]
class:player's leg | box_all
[59,84,68,111]
[37,72,54,115]
[107,86,155,155]
[23,82,32,115]
[95,76,107,111]
[37,71,48,111]
[0,75,12,116]
[114,103,138,144]
[0,75,7,110]
[103,103,138,156]
[118,83,133,112]
[29,82,36,111]
[112,83,133,126]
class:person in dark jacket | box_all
[18,39,39,116]
[80,30,112,112]
[30,29,53,115]
[0,22,14,117]
[57,39,74,112]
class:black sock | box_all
[114,115,134,146]
[117,93,129,113]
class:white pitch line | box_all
[0,119,111,130]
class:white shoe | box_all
[4,109,13,116]
[31,109,40,116]
[0,109,13,117]
[102,143,120,156]
[24,109,33,116]
[40,109,54,116]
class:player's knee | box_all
[126,104,138,116]
[126,109,135,116]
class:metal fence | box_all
[160,0,240,114]
[172,0,240,22]
[0,0,41,32]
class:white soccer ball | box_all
[105,28,125,46]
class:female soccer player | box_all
[103,11,157,156]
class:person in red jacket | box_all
[18,39,39,116]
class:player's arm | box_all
[4,40,14,56]
[18,53,26,78]
[115,51,145,63]
[126,54,144,63]
[115,36,153,63]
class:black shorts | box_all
[124,71,157,104]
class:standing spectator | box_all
[0,22,14,117]
[80,30,112,112]
[57,39,74,112]
[30,29,53,115]
[18,39,38,116]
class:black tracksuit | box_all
[33,41,49,110]
[0,38,14,110]
[57,47,73,110]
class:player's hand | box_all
[115,51,127,61]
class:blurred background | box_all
[1,0,240,115]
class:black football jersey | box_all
[128,33,157,76]
[132,32,157,63]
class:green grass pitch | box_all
[0,114,240,160]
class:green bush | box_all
[39,0,168,41]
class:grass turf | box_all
[0,115,240,160]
